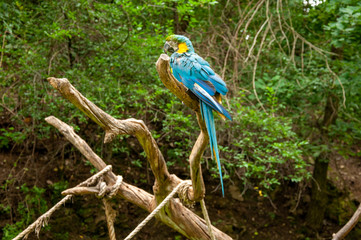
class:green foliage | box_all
[219,96,310,195]
[299,0,361,153]
[0,127,26,148]
[0,0,217,150]
[1,0,361,237]
[0,0,346,194]
[161,100,196,165]
[50,180,69,203]
[2,185,48,240]
[306,0,361,54]
[323,0,361,47]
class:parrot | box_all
[163,34,232,196]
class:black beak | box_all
[163,42,175,54]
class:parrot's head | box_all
[164,35,194,54]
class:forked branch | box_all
[47,77,170,188]
[45,116,154,211]
[46,76,232,239]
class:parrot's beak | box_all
[163,41,175,54]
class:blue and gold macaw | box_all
[163,35,232,196]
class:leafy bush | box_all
[2,185,48,240]
[216,95,310,196]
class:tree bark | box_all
[307,156,329,229]
[306,93,339,230]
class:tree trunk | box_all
[306,93,339,230]
[307,156,329,229]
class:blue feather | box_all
[192,83,231,120]
[209,74,228,96]
[191,77,216,96]
[200,102,225,196]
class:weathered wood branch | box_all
[156,54,208,201]
[47,77,170,188]
[46,77,232,239]
[188,113,208,200]
[45,116,154,212]
[62,186,100,195]
[332,203,361,240]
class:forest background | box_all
[1,0,361,239]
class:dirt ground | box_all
[329,153,361,202]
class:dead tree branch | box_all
[47,77,170,189]
[45,116,154,211]
[46,74,232,239]
[332,203,361,240]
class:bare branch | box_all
[46,76,232,239]
[45,116,154,211]
[252,24,270,113]
[276,0,290,53]
[0,31,7,69]
[62,186,100,195]
[245,18,269,62]
[332,203,361,240]
[46,78,170,187]
[188,113,208,200]
[45,116,231,239]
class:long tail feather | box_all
[200,101,225,196]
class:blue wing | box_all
[170,52,231,196]
[170,52,232,120]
